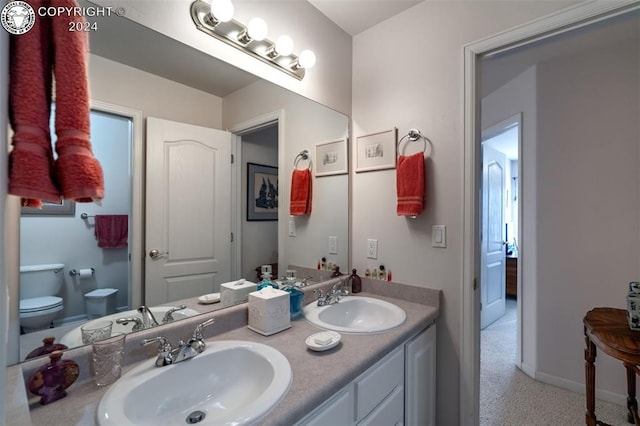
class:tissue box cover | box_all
[220,279,257,307]
[628,282,640,330]
[248,287,291,336]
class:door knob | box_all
[149,249,169,259]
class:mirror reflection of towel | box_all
[396,152,425,216]
[290,169,312,215]
[95,215,128,248]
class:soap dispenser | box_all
[257,264,279,291]
[281,275,304,320]
[348,269,362,294]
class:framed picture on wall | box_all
[21,199,76,216]
[355,128,398,173]
[247,163,278,221]
[315,138,348,177]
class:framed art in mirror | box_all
[247,163,278,221]
[21,200,76,216]
[355,128,398,173]
[315,138,348,177]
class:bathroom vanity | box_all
[6,278,440,426]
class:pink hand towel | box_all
[290,169,312,216]
[52,0,104,203]
[396,152,425,216]
[8,0,60,207]
[95,215,128,248]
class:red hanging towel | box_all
[8,0,60,208]
[290,169,312,216]
[396,152,425,216]
[95,215,128,248]
[52,0,104,203]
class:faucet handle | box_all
[193,318,215,339]
[141,336,172,351]
[162,304,187,324]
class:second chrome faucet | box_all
[140,317,215,367]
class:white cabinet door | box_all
[296,386,354,426]
[405,324,436,426]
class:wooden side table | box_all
[584,307,640,425]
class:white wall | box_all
[352,2,574,424]
[90,0,352,115]
[89,55,223,129]
[241,126,279,280]
[535,37,640,400]
[481,66,537,376]
[223,81,349,274]
[20,111,131,321]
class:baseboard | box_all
[535,371,626,407]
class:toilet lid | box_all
[20,296,63,313]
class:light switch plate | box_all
[288,220,296,237]
[328,236,338,254]
[432,225,446,248]
[367,239,378,259]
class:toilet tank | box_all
[19,264,65,299]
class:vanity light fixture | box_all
[190,0,316,80]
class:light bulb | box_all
[275,35,294,56]
[210,0,234,23]
[298,50,316,68]
[247,17,268,41]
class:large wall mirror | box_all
[11,2,349,364]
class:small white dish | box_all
[198,293,221,304]
[305,331,341,352]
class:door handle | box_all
[149,249,169,259]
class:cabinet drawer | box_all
[358,385,404,426]
[355,346,404,421]
[299,386,354,426]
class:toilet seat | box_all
[20,296,63,314]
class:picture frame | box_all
[315,138,348,177]
[247,163,278,221]
[355,128,398,173]
[21,199,76,216]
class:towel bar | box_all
[294,150,312,169]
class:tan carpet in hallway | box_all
[480,299,630,426]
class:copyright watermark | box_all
[1,1,125,34]
[1,1,36,35]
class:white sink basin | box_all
[59,306,199,347]
[97,340,292,426]
[304,296,406,333]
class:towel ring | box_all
[294,150,312,170]
[397,128,432,157]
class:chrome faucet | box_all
[140,318,215,367]
[116,305,160,332]
[161,304,187,324]
[314,278,349,306]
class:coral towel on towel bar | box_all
[8,0,104,208]
[396,152,425,216]
[290,169,312,215]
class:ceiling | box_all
[307,0,424,36]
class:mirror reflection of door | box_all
[145,117,232,305]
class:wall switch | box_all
[288,220,296,237]
[432,225,446,248]
[367,239,378,259]
[329,236,338,254]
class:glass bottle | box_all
[349,269,362,293]
[257,272,279,290]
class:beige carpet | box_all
[480,299,630,426]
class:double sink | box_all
[97,295,406,425]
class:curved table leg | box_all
[585,331,597,426]
[624,363,640,425]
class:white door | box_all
[480,143,506,329]
[145,117,232,306]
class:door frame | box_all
[461,1,640,423]
[90,100,144,308]
[227,110,284,280]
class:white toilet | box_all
[20,264,65,333]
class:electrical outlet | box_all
[367,239,378,259]
[329,236,338,254]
